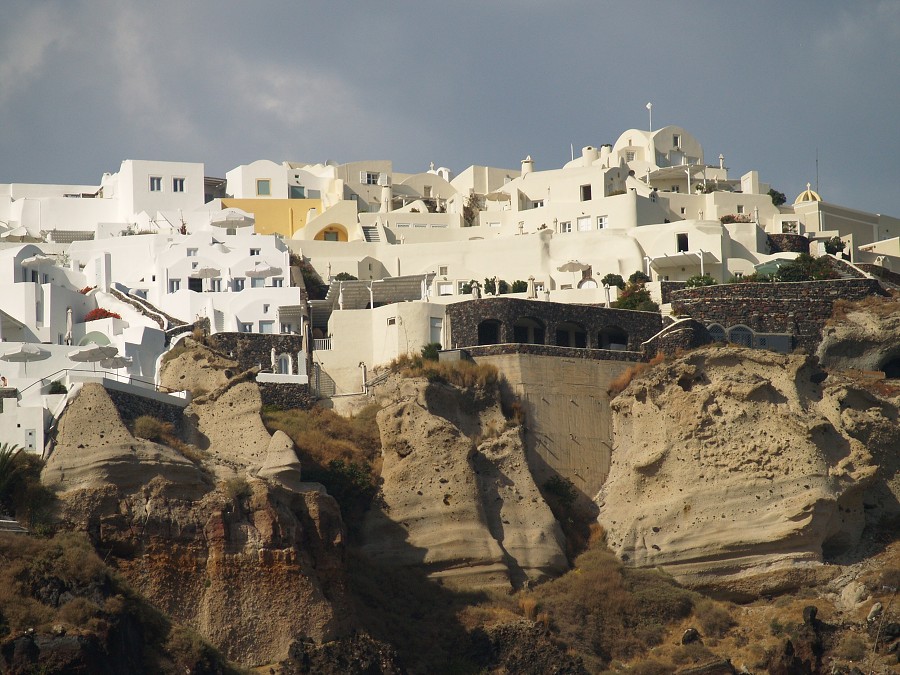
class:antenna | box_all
[815,148,819,193]
[570,143,574,162]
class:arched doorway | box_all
[728,325,753,348]
[708,324,726,343]
[513,317,546,344]
[477,319,502,345]
[555,321,588,348]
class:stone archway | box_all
[477,319,502,345]
[513,316,546,344]
[598,325,628,350]
[555,321,588,348]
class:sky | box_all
[2,1,900,215]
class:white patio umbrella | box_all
[1,344,50,375]
[189,266,220,279]
[210,208,255,228]
[557,260,590,285]
[245,261,282,278]
[65,307,73,345]
[69,344,118,371]
[527,276,537,299]
[20,254,56,267]
[100,355,132,370]
[1,226,42,243]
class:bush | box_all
[543,475,577,511]
[685,274,716,288]
[628,270,651,285]
[613,284,659,312]
[511,280,528,293]
[824,236,846,255]
[391,354,499,390]
[768,188,787,206]
[601,273,625,289]
[833,632,867,661]
[420,342,441,361]
[133,415,174,443]
[694,599,735,638]
[48,380,67,395]
[223,476,251,501]
[84,308,122,322]
[775,253,839,282]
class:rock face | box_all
[43,382,352,667]
[817,298,900,375]
[599,346,900,591]
[361,374,567,590]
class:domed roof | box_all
[794,182,822,204]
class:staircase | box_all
[361,226,381,243]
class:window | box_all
[186,248,197,257]
[387,317,397,326]
[173,177,185,192]
[577,216,591,232]
[580,184,592,201]
[737,204,744,214]
[149,176,162,192]
[680,207,686,215]
[256,179,271,196]
[534,281,545,292]
[251,277,265,288]
[626,151,635,162]
[671,185,680,193]
[210,278,221,292]
[488,222,500,228]
[361,171,380,185]
[597,215,608,229]
[272,278,283,287]
[249,248,261,256]
[240,322,253,333]
[259,321,274,334]
[233,278,245,292]
[263,304,270,314]
[323,231,339,241]
[437,282,453,296]
[439,265,448,276]
[673,133,681,148]
[169,279,181,293]
[559,220,572,233]
[676,233,689,252]
[531,200,544,209]
[191,261,199,269]
[289,185,305,199]
[424,185,432,198]
[281,323,293,334]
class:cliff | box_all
[600,345,900,595]
[360,371,568,590]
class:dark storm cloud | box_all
[1,1,898,215]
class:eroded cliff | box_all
[600,345,900,594]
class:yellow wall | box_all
[221,198,322,237]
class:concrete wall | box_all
[472,352,633,500]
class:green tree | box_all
[333,272,358,281]
[601,273,625,289]
[511,280,528,293]
[628,270,651,285]
[463,193,483,227]
[0,443,23,512]
[613,284,659,312]
[768,188,787,207]
[823,236,846,255]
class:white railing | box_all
[313,338,332,351]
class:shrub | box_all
[543,475,577,511]
[391,354,500,391]
[133,415,174,442]
[333,272,358,281]
[601,273,625,289]
[511,280,528,293]
[613,285,659,312]
[628,270,651,285]
[84,307,121,322]
[48,380,67,395]
[684,274,716,288]
[775,253,839,282]
[223,476,251,501]
[420,342,441,361]
[693,599,735,638]
[833,632,867,662]
[768,188,787,206]
[824,236,846,255]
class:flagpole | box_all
[646,102,652,130]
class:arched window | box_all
[513,317,546,344]
[707,324,726,343]
[277,354,292,375]
[728,325,753,348]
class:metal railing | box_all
[313,337,332,351]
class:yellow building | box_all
[221,198,323,238]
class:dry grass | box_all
[829,294,900,323]
[391,353,500,390]
[607,353,666,397]
[132,415,208,465]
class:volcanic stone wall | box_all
[205,333,306,374]
[767,233,810,254]
[258,382,316,410]
[670,278,885,353]
[446,297,663,353]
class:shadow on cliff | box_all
[345,509,489,674]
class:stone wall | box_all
[660,281,688,304]
[643,318,712,357]
[446,297,663,352]
[670,278,886,353]
[205,333,307,374]
[106,388,186,430]
[767,233,810,254]
[857,263,900,287]
[258,382,316,411]
[463,343,643,363]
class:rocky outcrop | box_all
[817,297,900,376]
[360,374,567,590]
[599,346,900,592]
[44,381,352,667]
